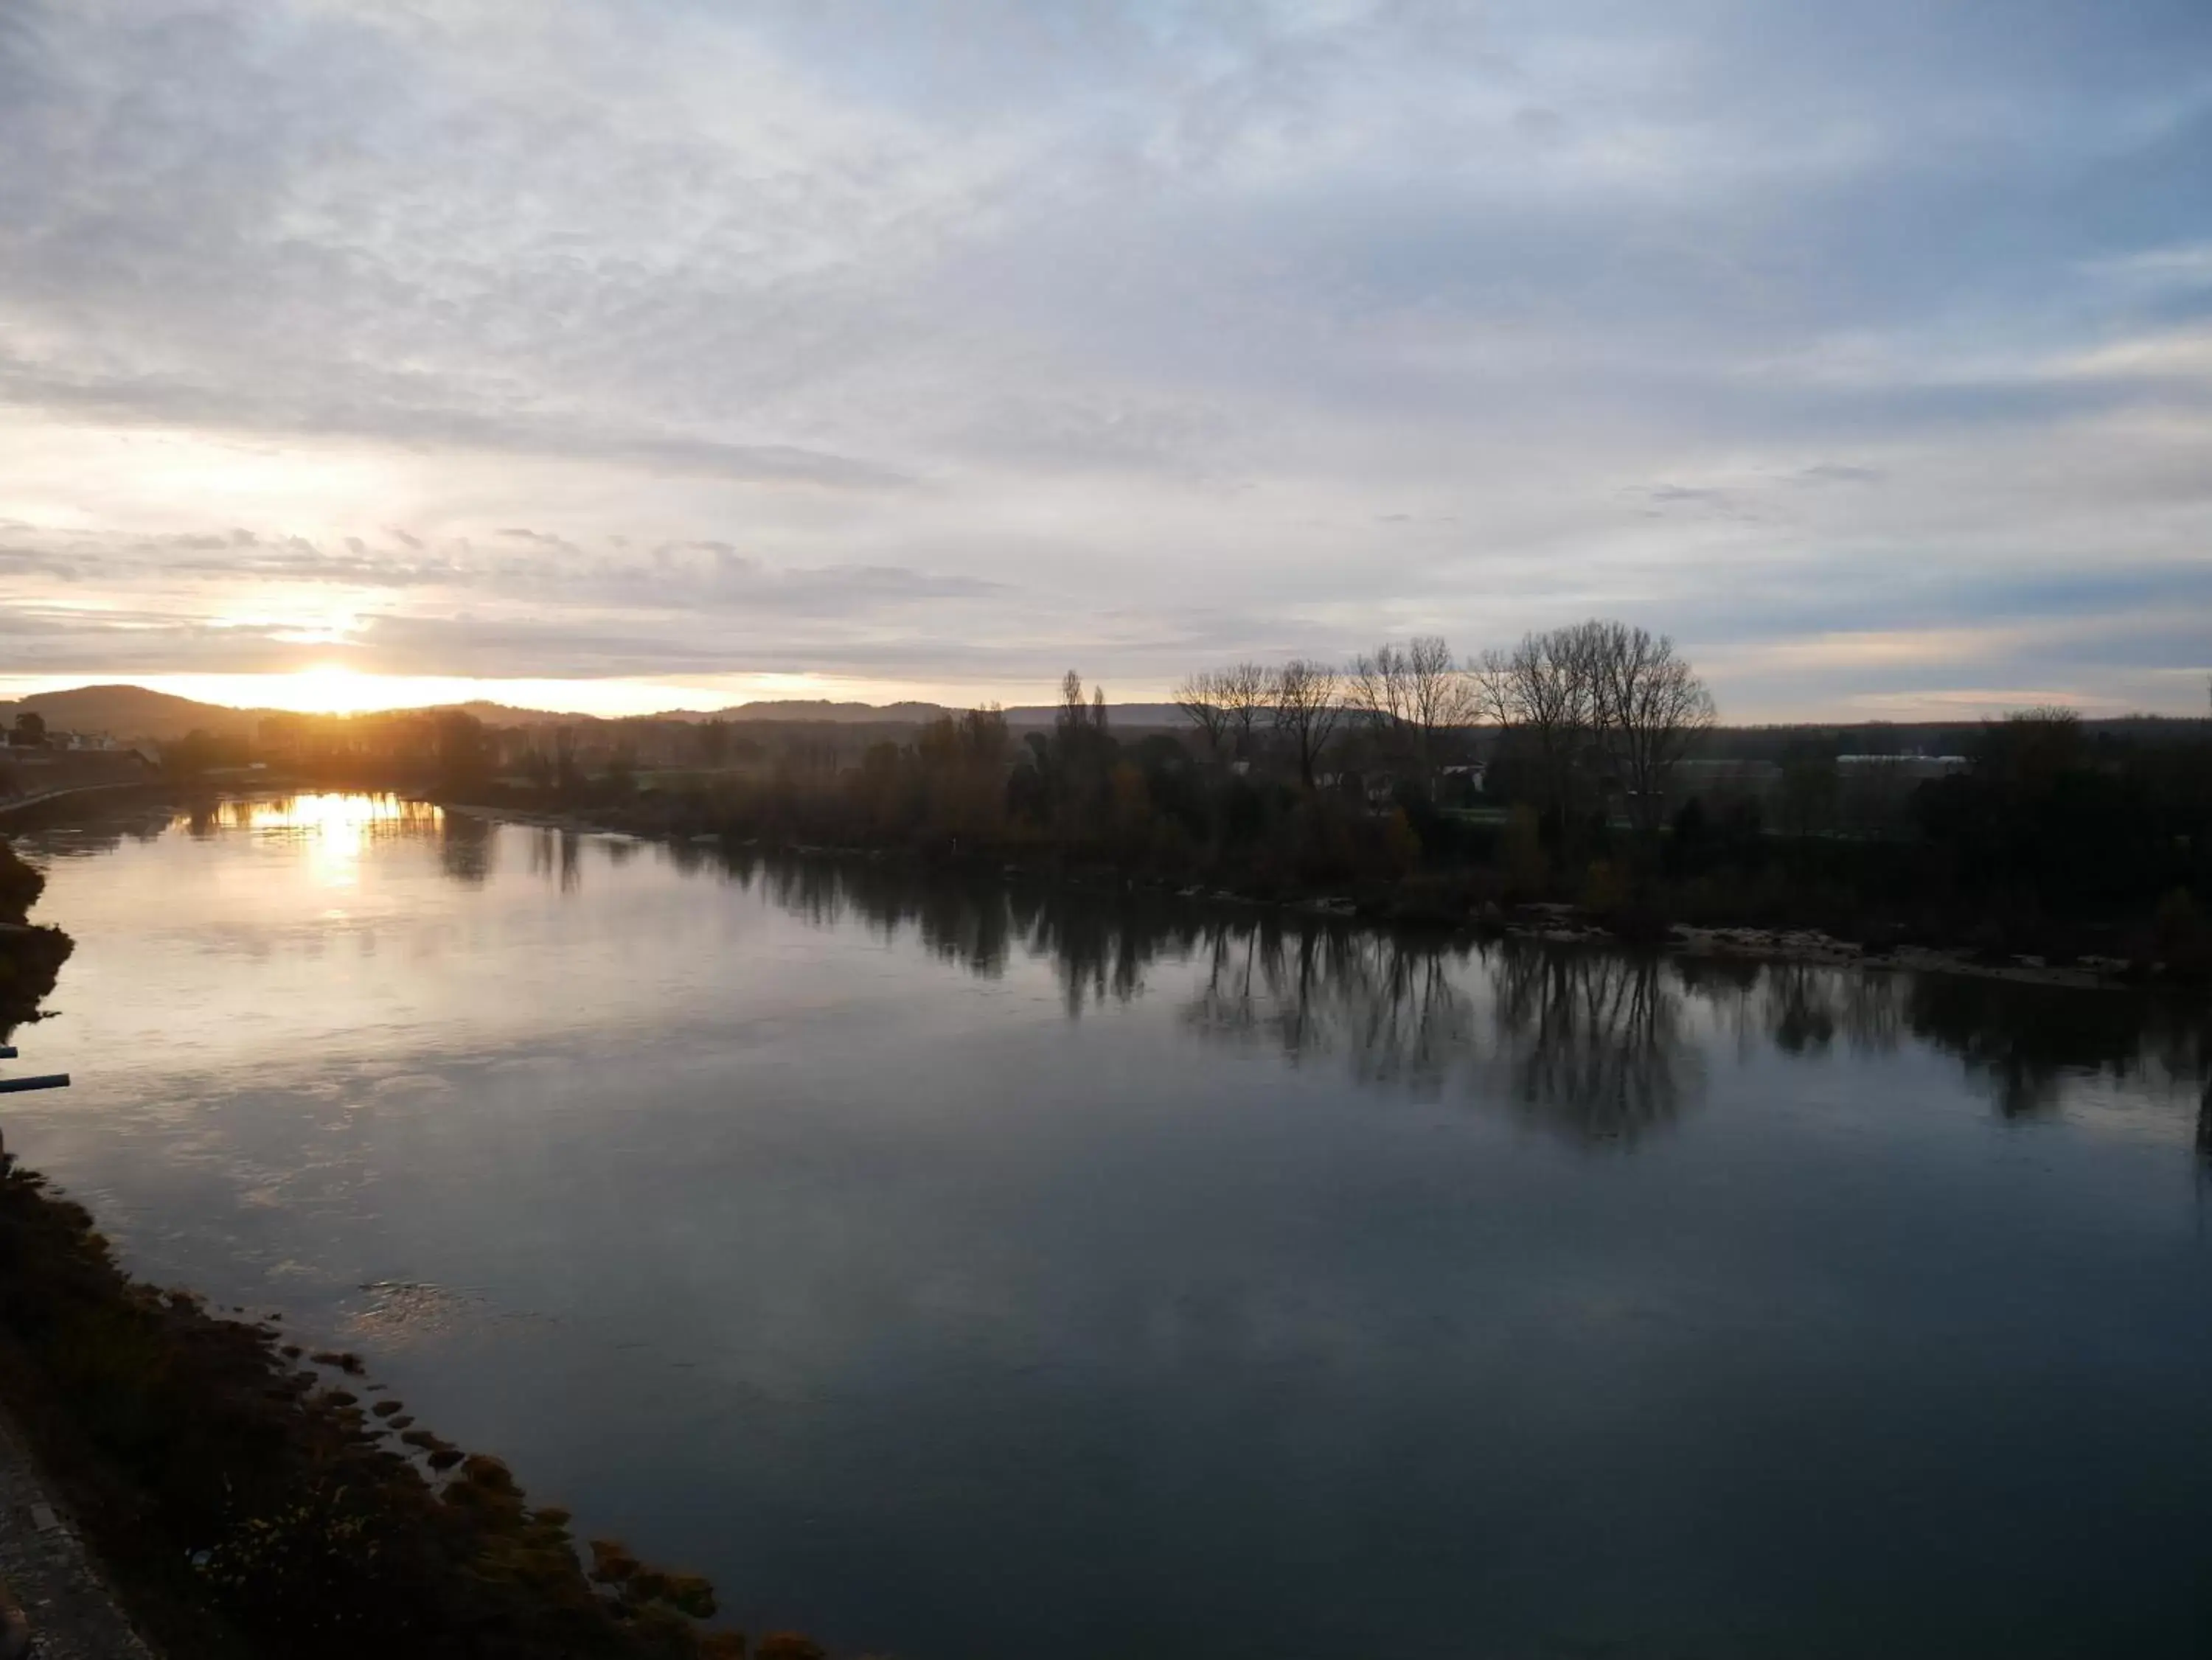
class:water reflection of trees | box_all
[526,829,582,894]
[721,854,1701,1143]
[1184,927,1702,1143]
[1490,948,1699,1145]
[430,829,2212,1146]
[1899,974,2209,1120]
[1188,921,1477,1095]
[1680,959,1907,1061]
[737,853,1204,1014]
[1680,956,2211,1120]
[439,813,494,885]
[730,852,2212,1151]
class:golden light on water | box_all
[202,792,443,889]
[240,792,434,836]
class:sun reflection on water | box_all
[184,793,444,888]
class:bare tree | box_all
[1407,636,1477,772]
[1404,637,1467,730]
[1349,636,1479,780]
[1587,621,1717,836]
[1175,669,1234,757]
[1222,662,1272,759]
[1272,658,1344,789]
[1057,669,1087,736]
[1475,624,1601,829]
[1346,643,1413,735]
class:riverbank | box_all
[0,1154,763,1660]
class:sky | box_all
[1,0,2208,721]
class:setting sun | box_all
[285,663,383,716]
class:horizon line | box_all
[4,674,2207,730]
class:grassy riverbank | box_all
[0,1154,797,1659]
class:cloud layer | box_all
[2,0,2208,715]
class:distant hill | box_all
[709,699,950,724]
[0,683,967,739]
[1001,702,1186,729]
[0,684,270,742]
[442,700,595,729]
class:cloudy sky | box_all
[2,0,2208,718]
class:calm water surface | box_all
[9,795,2212,1659]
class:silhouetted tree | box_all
[1272,659,1343,789]
[1346,644,1414,738]
[1349,635,1475,779]
[433,711,493,796]
[1175,670,1234,757]
[1475,624,1601,834]
[1587,621,1716,837]
[1406,635,1476,769]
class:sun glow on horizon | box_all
[285,663,383,716]
[0,669,1034,721]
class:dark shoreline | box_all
[0,1156,765,1659]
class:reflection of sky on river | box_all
[9,800,2211,1660]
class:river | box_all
[7,793,2211,1659]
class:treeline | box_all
[568,621,2205,972]
[507,622,1717,904]
[578,621,1716,878]
[162,709,902,799]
